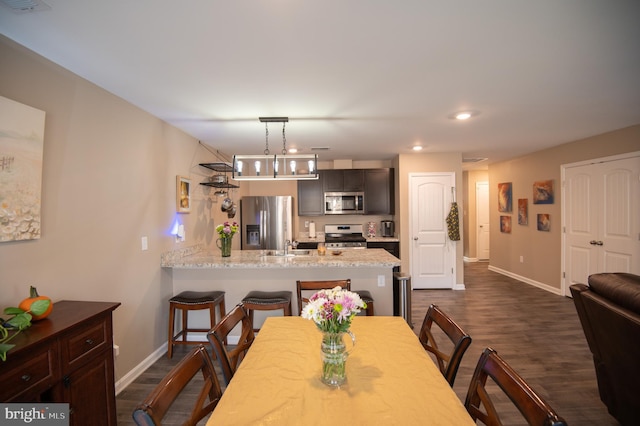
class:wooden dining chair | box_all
[465,347,568,426]
[418,304,472,386]
[206,303,255,386]
[296,279,374,316]
[132,344,222,426]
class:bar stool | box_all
[241,290,293,332]
[296,279,375,316]
[168,290,226,359]
[356,290,375,316]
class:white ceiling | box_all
[2,1,639,169]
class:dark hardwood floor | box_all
[116,261,618,425]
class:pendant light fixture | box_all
[232,117,318,180]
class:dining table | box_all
[206,316,475,425]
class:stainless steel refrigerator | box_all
[240,196,294,250]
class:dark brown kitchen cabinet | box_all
[297,172,325,216]
[0,300,120,426]
[364,168,394,214]
[323,169,364,192]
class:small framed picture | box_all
[537,214,550,231]
[533,180,554,204]
[176,175,191,213]
[518,199,528,225]
[500,216,512,233]
[498,182,512,212]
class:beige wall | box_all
[462,170,489,259]
[0,36,234,381]
[396,153,464,283]
[488,125,639,289]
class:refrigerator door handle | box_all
[260,210,267,249]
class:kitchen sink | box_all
[261,249,312,257]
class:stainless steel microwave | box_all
[324,192,364,215]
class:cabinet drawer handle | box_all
[21,374,31,382]
[85,338,94,346]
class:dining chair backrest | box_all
[418,304,472,386]
[296,279,351,314]
[465,347,568,426]
[132,344,222,426]
[207,303,255,386]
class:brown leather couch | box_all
[570,273,640,426]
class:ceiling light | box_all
[288,148,298,154]
[412,146,423,152]
[232,117,318,181]
[448,110,480,120]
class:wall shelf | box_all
[199,162,238,188]
[199,162,233,173]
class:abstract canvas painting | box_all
[0,96,46,242]
[518,199,528,225]
[533,180,554,204]
[498,182,512,212]
[500,215,512,233]
[537,214,550,231]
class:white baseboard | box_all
[453,283,466,290]
[115,335,240,395]
[463,256,478,262]
[487,265,562,296]
[115,344,166,395]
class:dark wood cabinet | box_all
[364,168,394,214]
[0,301,120,426]
[298,168,394,216]
[367,241,399,258]
[297,172,325,216]
[323,169,364,192]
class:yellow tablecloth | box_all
[207,316,474,425]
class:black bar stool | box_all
[168,290,226,359]
[241,290,293,331]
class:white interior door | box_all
[563,153,640,295]
[476,181,490,260]
[410,173,456,289]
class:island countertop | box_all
[162,248,401,269]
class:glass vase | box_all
[216,237,232,257]
[320,330,355,387]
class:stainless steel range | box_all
[324,224,367,249]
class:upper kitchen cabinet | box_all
[323,169,364,192]
[364,168,394,214]
[297,172,325,216]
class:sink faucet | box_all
[285,239,292,256]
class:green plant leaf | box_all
[0,343,15,361]
[29,299,51,316]
[3,307,25,315]
[7,312,32,330]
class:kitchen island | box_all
[162,246,401,333]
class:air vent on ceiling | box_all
[462,157,488,163]
[311,147,330,151]
[1,0,50,13]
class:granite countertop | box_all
[162,247,401,269]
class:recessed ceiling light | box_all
[288,148,298,154]
[412,146,423,152]
[448,110,480,120]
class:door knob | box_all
[589,240,598,245]
[596,241,604,246]
[413,237,418,241]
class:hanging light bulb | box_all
[232,117,318,180]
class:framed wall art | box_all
[0,96,46,242]
[533,180,554,204]
[498,182,512,212]
[500,215,512,233]
[176,175,191,213]
[537,213,550,231]
[517,199,528,225]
